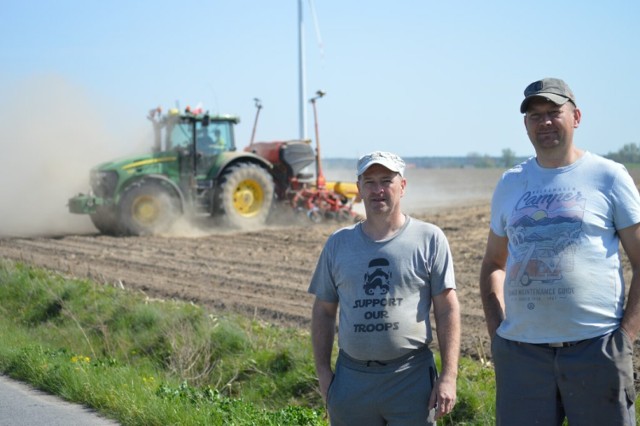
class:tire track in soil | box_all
[2,203,640,381]
[0,207,490,359]
[0,227,331,328]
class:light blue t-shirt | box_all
[490,152,640,343]
[308,216,456,361]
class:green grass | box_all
[0,259,497,425]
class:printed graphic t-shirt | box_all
[308,216,456,361]
[491,152,640,343]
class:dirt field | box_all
[1,167,638,374]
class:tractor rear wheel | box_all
[118,180,180,236]
[219,163,274,228]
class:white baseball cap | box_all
[357,151,406,177]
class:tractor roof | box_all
[167,107,240,124]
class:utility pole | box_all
[297,0,307,140]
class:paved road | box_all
[0,375,119,426]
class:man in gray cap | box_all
[480,78,640,425]
[309,151,460,425]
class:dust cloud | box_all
[400,167,503,215]
[0,75,145,237]
[323,166,503,218]
[0,77,501,239]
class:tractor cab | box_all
[148,107,242,178]
[149,107,239,156]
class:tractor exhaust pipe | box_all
[249,98,262,147]
[310,90,326,190]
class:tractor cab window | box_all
[163,119,234,155]
[197,122,233,155]
[168,122,193,150]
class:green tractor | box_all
[70,95,361,236]
[68,106,285,235]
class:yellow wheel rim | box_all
[232,179,264,217]
[131,195,161,225]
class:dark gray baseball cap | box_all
[520,78,576,113]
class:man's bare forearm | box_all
[311,299,337,374]
[434,290,460,379]
[479,261,506,338]
[621,269,640,341]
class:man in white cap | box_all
[309,151,460,425]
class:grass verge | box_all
[0,259,497,425]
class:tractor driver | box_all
[212,128,226,151]
[196,127,225,155]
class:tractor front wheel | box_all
[219,163,274,228]
[118,180,180,236]
[90,206,120,235]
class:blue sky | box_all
[2,0,639,159]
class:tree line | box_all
[605,143,640,164]
[324,144,640,170]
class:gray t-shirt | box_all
[490,152,640,343]
[308,216,456,361]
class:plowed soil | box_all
[1,168,638,374]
